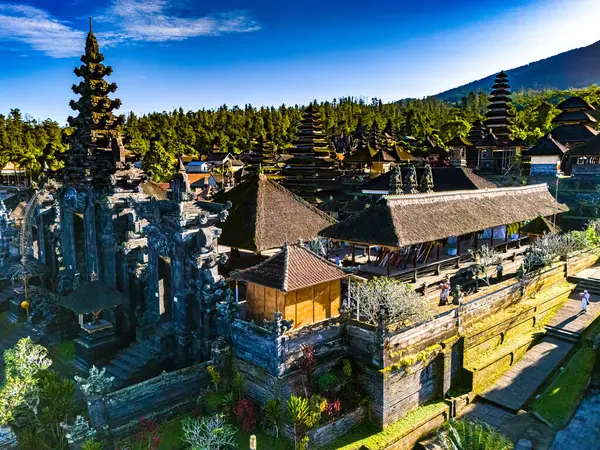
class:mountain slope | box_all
[436,40,600,103]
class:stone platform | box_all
[551,389,600,450]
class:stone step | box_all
[110,358,139,375]
[104,364,131,383]
[545,326,580,343]
[117,350,150,367]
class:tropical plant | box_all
[434,420,513,450]
[287,395,310,450]
[348,277,432,326]
[298,345,316,392]
[233,398,258,433]
[229,372,244,401]
[181,414,237,450]
[4,337,52,379]
[342,359,352,378]
[207,365,222,392]
[82,440,103,450]
[263,398,283,439]
[316,373,338,393]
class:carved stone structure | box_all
[22,23,231,388]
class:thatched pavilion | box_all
[320,184,568,276]
[231,243,346,329]
[213,174,334,254]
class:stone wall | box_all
[282,407,366,449]
[230,251,597,431]
[88,362,211,441]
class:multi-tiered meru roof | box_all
[281,105,341,202]
[484,71,514,140]
[65,19,126,188]
[550,96,598,147]
[241,135,278,176]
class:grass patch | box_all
[530,320,600,428]
[467,330,540,371]
[55,340,76,361]
[234,430,293,450]
[322,401,447,450]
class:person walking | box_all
[580,290,590,314]
[496,262,504,281]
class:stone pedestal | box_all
[74,320,120,373]
[8,297,26,323]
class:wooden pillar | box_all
[367,246,371,263]
[474,232,479,250]
[490,227,494,247]
[351,245,356,264]
[437,243,441,262]
[457,236,461,256]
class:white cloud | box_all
[0,0,260,58]
[0,4,84,57]
[98,0,260,43]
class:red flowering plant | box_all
[233,398,258,433]
[133,416,163,450]
[325,400,341,421]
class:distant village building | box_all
[185,161,209,173]
[0,162,29,188]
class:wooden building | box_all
[321,185,567,275]
[565,132,600,177]
[232,244,346,329]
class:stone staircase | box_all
[104,337,168,389]
[568,276,600,295]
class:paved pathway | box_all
[551,389,600,450]
[462,401,515,428]
[480,336,574,412]
[546,289,600,338]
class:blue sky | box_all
[0,0,599,124]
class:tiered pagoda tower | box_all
[343,118,373,170]
[468,120,486,145]
[484,71,514,141]
[241,135,278,176]
[281,105,340,201]
[66,18,125,188]
[550,96,598,147]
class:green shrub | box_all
[82,439,103,450]
[342,359,352,378]
[263,398,283,439]
[316,373,338,392]
[435,420,513,450]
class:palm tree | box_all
[434,420,513,450]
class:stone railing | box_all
[87,362,212,442]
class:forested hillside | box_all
[437,40,600,103]
[3,86,600,182]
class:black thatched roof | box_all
[344,146,373,164]
[231,244,345,292]
[521,216,558,236]
[525,134,568,157]
[567,132,600,156]
[362,167,496,192]
[557,96,596,112]
[62,280,128,314]
[213,175,334,252]
[321,185,568,248]
[446,136,473,147]
[553,110,597,124]
[551,124,598,144]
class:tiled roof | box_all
[232,244,346,292]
